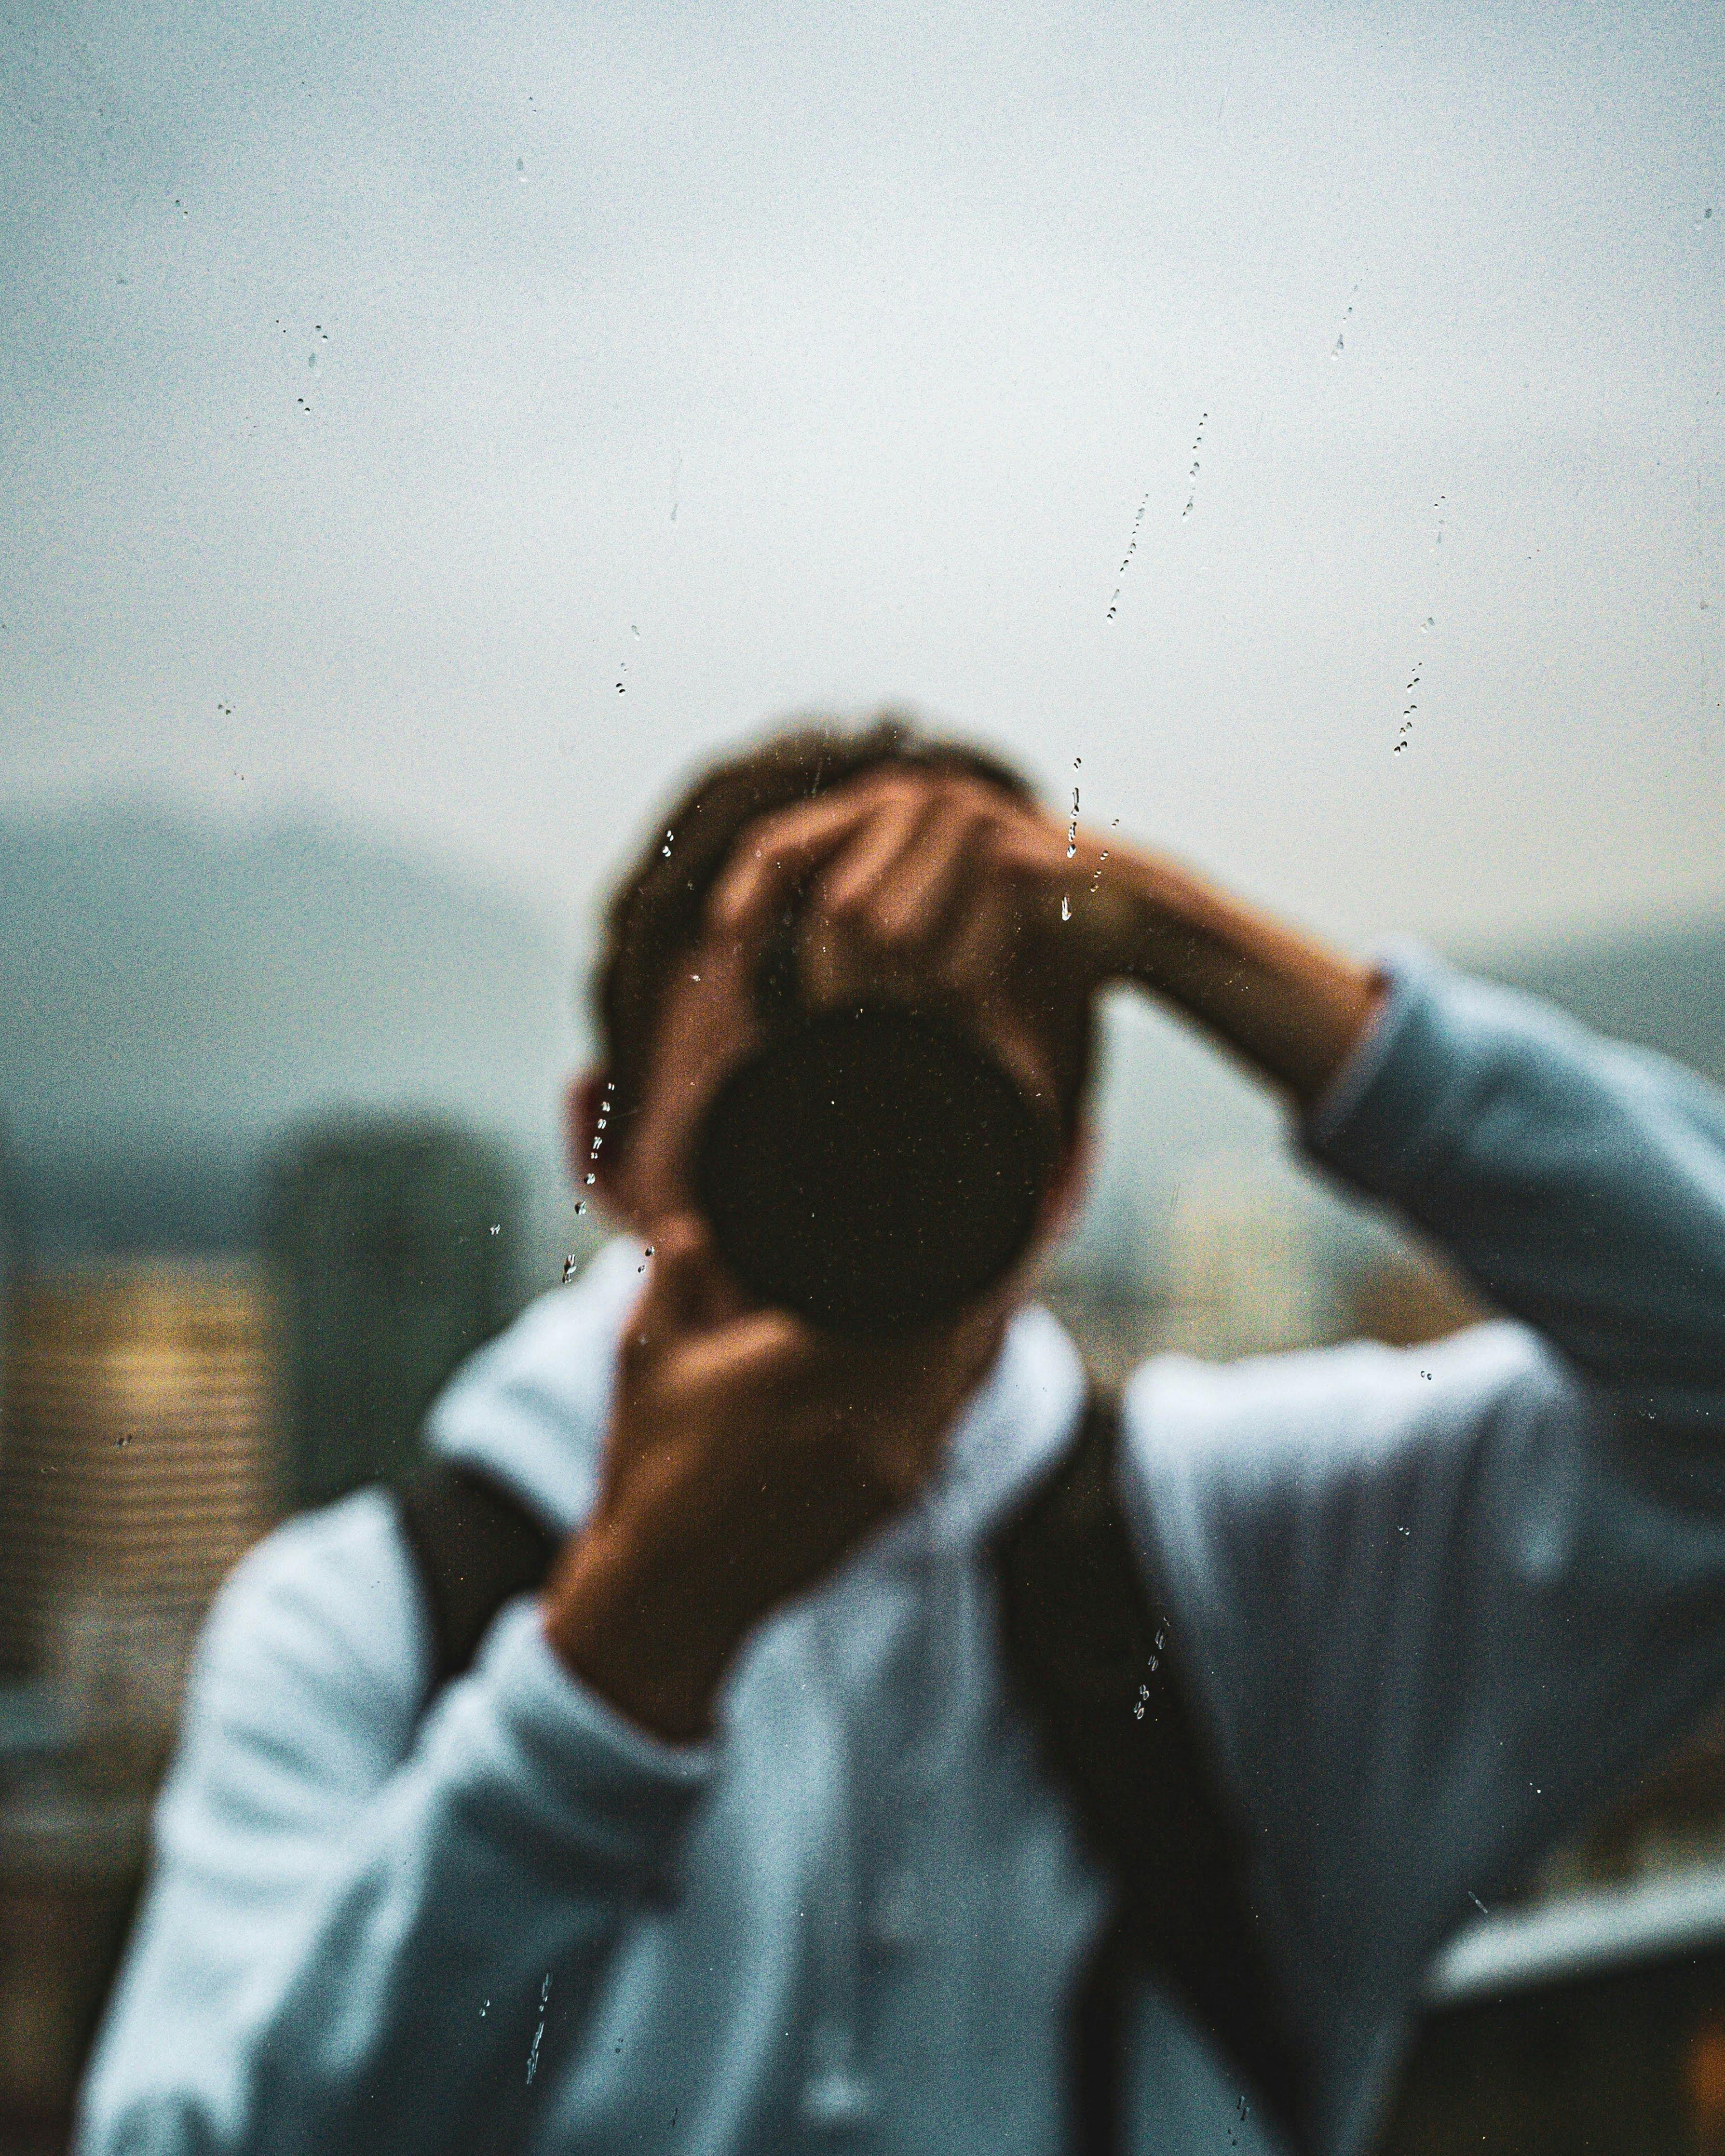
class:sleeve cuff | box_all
[446,1599,717,1887]
[1299,939,1457,1194]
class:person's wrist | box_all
[543,1511,744,1746]
[1101,849,1383,1106]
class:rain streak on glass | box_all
[526,1975,550,2084]
[1332,280,1358,358]
[1106,496,1150,619]
[1180,411,1208,522]
[584,1078,615,1191]
[1393,663,1421,754]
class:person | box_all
[77,715,1725,2156]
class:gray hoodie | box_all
[77,945,1725,2156]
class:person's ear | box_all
[565,1069,628,1216]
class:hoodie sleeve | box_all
[1120,948,1725,2153]
[74,1487,714,2156]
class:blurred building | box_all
[1158,1149,1344,1361]
[0,1263,277,1692]
[0,1260,277,2151]
[0,1789,148,2156]
[264,1118,519,1511]
[1378,1871,1725,2155]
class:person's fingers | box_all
[816,789,928,921]
[708,790,883,939]
[865,794,986,954]
[935,877,1022,1004]
[985,813,1066,880]
[681,1307,826,1420]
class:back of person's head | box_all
[593,713,1093,1164]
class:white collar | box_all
[427,1238,1088,1548]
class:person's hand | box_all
[708,766,1142,1053]
[712,762,1380,1112]
[542,1216,1001,1741]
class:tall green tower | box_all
[265,1118,519,1511]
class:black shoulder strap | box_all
[989,1391,1310,2156]
[394,1459,562,1693]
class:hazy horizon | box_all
[3,789,1720,1290]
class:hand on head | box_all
[708,765,1139,1044]
[589,764,1110,1247]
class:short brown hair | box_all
[593,713,1094,1158]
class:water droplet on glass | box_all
[516,157,527,181]
[307,352,316,369]
[573,1198,586,1215]
[1422,616,1435,631]
[584,1172,596,1185]
[489,1222,500,1236]
[561,1255,578,1284]
[1060,894,1071,922]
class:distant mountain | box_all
[1471,915,1725,1084]
[0,801,586,1259]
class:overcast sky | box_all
[3,0,1721,961]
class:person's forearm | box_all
[1107,850,1384,1111]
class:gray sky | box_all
[3,0,1722,958]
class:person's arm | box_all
[75,1489,712,2156]
[1117,948,1725,2151]
[711,766,1385,1115]
[1088,846,1386,1113]
[715,764,1720,1402]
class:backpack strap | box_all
[989,1390,1310,2156]
[394,1459,562,1692]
